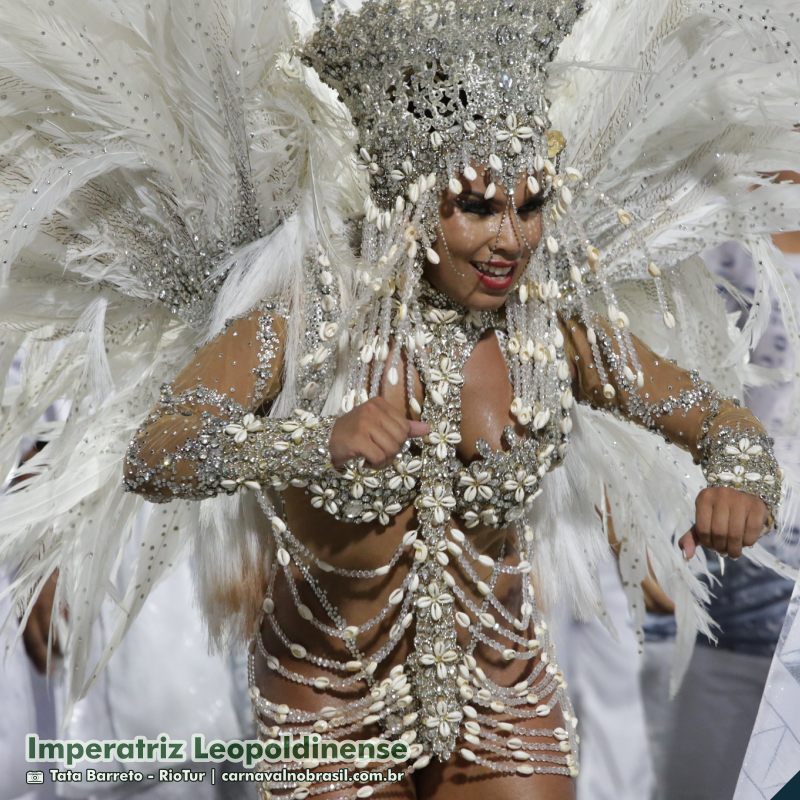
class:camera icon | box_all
[26,771,45,784]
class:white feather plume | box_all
[0,0,350,706]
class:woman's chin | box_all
[463,275,520,309]
[421,263,518,311]
[463,291,511,311]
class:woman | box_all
[1,1,797,799]
[124,160,778,800]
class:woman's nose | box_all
[491,207,524,258]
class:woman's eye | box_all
[456,195,545,217]
[456,198,494,216]
[517,199,545,217]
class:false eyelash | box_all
[455,198,495,216]
[455,196,546,216]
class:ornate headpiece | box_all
[303,0,584,211]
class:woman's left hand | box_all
[679,486,770,560]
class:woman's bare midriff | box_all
[254,329,565,733]
[256,490,521,699]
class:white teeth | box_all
[474,263,513,277]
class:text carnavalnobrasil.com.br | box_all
[26,734,410,770]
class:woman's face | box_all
[424,167,544,310]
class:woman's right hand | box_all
[329,397,429,469]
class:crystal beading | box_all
[700,427,782,523]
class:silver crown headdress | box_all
[303,0,584,210]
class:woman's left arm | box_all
[561,315,781,559]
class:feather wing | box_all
[543,1,800,678]
[0,0,355,706]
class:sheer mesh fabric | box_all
[124,307,286,502]
[560,315,769,459]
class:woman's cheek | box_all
[523,214,543,249]
[444,216,496,258]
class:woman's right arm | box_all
[124,302,425,504]
[122,302,328,502]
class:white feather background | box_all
[0,0,360,711]
[551,1,800,353]
[536,0,800,687]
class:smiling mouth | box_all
[471,260,517,277]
